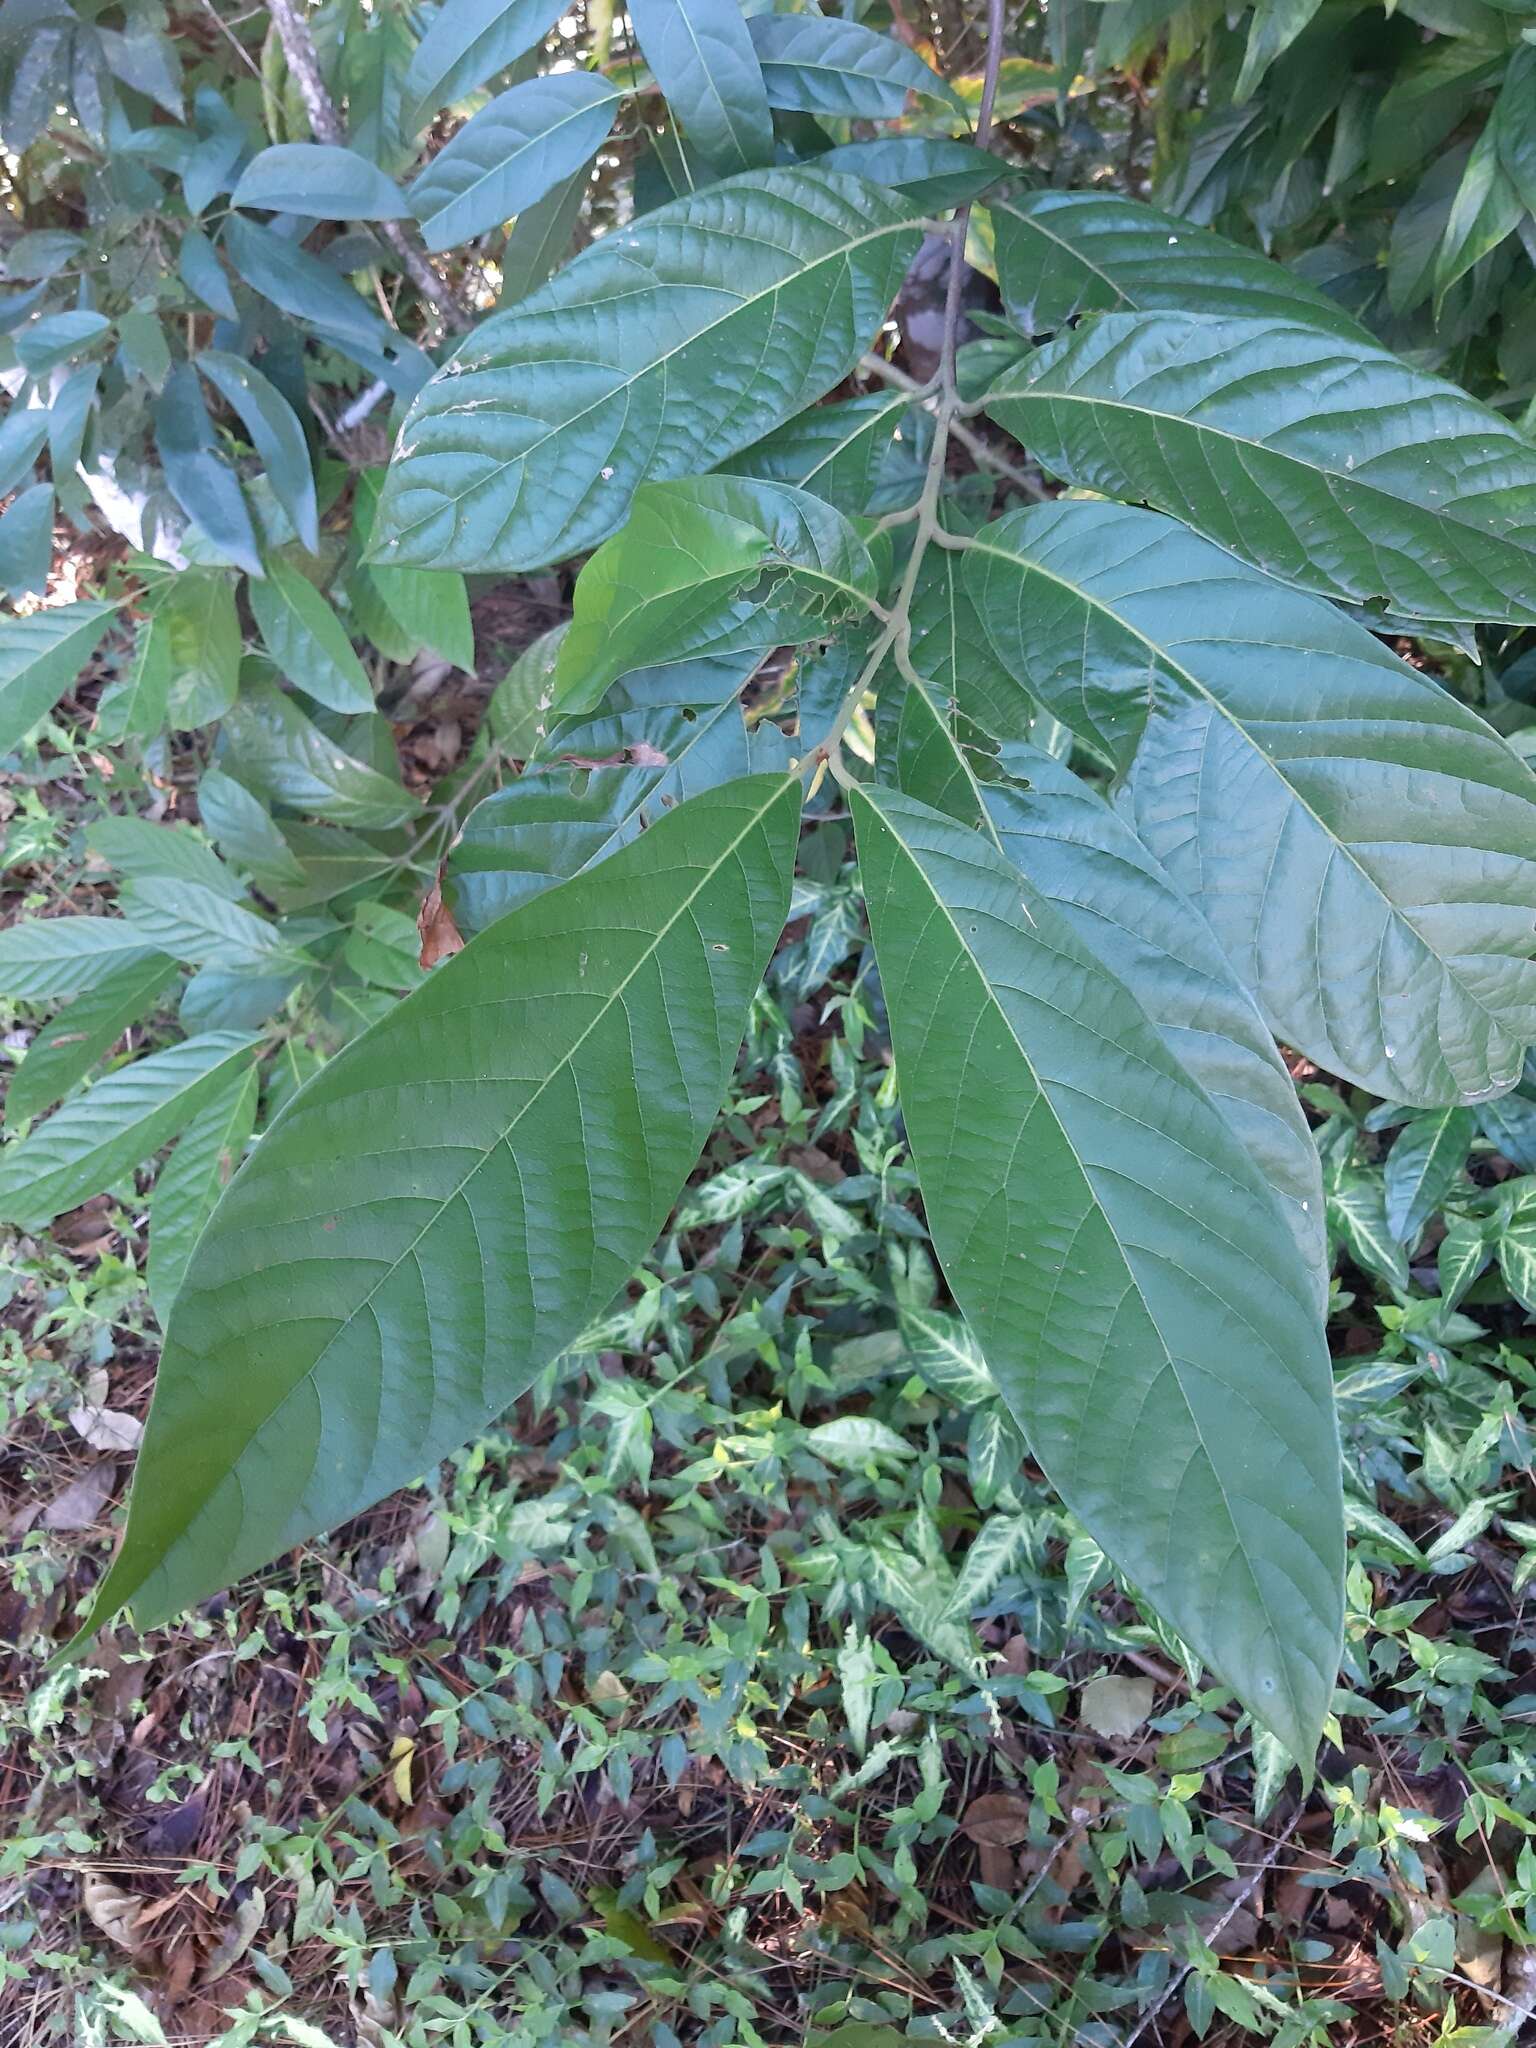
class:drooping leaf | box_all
[985,310,1536,625]
[153,363,262,578]
[404,0,564,129]
[0,482,54,599]
[157,571,241,730]
[197,351,320,554]
[0,1032,256,1230]
[74,774,800,1638]
[497,155,592,305]
[248,558,374,716]
[965,501,1536,1103]
[987,190,1365,336]
[628,0,773,177]
[218,687,421,830]
[1383,1108,1474,1246]
[1433,123,1521,311]
[0,599,116,758]
[351,470,475,668]
[1493,45,1536,215]
[373,166,921,572]
[94,609,172,745]
[893,692,1326,1296]
[851,782,1344,1762]
[148,1062,259,1324]
[745,12,957,117]
[231,143,408,220]
[554,477,876,715]
[409,71,621,252]
[197,768,309,893]
[178,226,238,318]
[6,952,179,1127]
[1235,0,1325,103]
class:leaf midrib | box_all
[133,774,796,1608]
[967,531,1531,1042]
[865,792,1311,1737]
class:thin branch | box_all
[265,0,470,334]
[861,352,1046,501]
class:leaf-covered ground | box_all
[3,713,1536,2048]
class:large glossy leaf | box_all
[893,688,1326,1297]
[373,166,921,572]
[0,1031,255,1229]
[721,392,909,515]
[75,774,800,1637]
[409,72,620,252]
[404,0,563,127]
[851,782,1344,1761]
[987,190,1364,336]
[0,599,116,757]
[554,477,877,715]
[745,12,956,116]
[629,0,773,176]
[965,501,1536,1103]
[985,310,1536,625]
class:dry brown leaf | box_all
[82,1873,149,1953]
[40,1459,118,1531]
[200,1888,265,1986]
[1079,1674,1154,1739]
[417,880,465,968]
[961,1789,1032,1847]
[69,1403,143,1453]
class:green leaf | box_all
[629,0,773,177]
[1235,0,1324,103]
[1433,123,1521,312]
[86,817,243,901]
[0,1032,256,1230]
[722,392,909,515]
[895,696,1326,1298]
[249,559,373,716]
[745,13,957,116]
[75,774,799,1637]
[374,165,921,571]
[342,0,416,170]
[1493,45,1536,215]
[231,143,408,220]
[409,71,620,252]
[965,501,1536,1104]
[218,687,422,830]
[6,952,178,1127]
[116,307,172,392]
[404,0,563,128]
[95,609,172,745]
[1383,1108,1474,1245]
[0,482,54,600]
[119,878,298,972]
[813,138,1002,211]
[148,1062,259,1324]
[901,1305,995,1404]
[1330,1174,1409,1293]
[1496,1186,1536,1314]
[352,470,475,667]
[554,477,875,716]
[178,226,237,319]
[0,405,49,499]
[153,363,262,578]
[0,599,116,757]
[198,352,320,555]
[197,767,309,892]
[850,782,1343,1762]
[988,190,1364,337]
[0,917,164,1001]
[448,653,762,932]
[497,155,591,305]
[157,571,241,730]
[222,217,397,356]
[484,622,561,759]
[985,311,1536,625]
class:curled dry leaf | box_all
[416,879,465,968]
[69,1403,143,1453]
[81,1872,149,1953]
[199,1886,265,1985]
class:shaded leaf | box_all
[0,599,116,757]
[249,558,373,716]
[410,71,620,252]
[6,953,179,1127]
[231,143,408,219]
[629,0,773,176]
